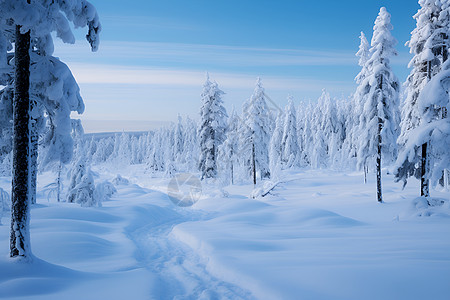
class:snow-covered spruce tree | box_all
[355,32,371,86]
[92,136,114,164]
[346,32,371,169]
[146,129,165,173]
[356,7,400,203]
[164,125,176,178]
[395,0,449,196]
[269,110,284,178]
[310,91,329,169]
[241,78,272,184]
[281,96,300,168]
[395,58,450,191]
[301,101,315,166]
[198,74,228,180]
[0,0,100,258]
[320,91,343,169]
[182,116,199,171]
[174,114,185,166]
[218,108,240,184]
[295,102,307,167]
[333,97,349,170]
[67,138,100,207]
[67,156,97,207]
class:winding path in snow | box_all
[118,183,254,300]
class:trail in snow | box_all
[1,168,449,300]
[117,184,255,300]
[0,176,255,300]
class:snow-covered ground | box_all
[0,167,449,300]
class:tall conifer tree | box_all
[356,7,400,203]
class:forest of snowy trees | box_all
[0,1,450,259]
[35,5,447,202]
[1,4,449,201]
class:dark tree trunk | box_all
[252,142,256,186]
[375,74,383,203]
[10,24,31,258]
[230,148,234,185]
[57,162,62,202]
[364,164,367,184]
[376,117,383,203]
[421,61,431,198]
[421,142,430,197]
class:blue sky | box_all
[58,0,421,132]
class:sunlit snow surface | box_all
[0,168,449,300]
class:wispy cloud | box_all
[69,63,355,92]
[58,39,410,132]
[54,40,365,68]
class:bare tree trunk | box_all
[231,158,234,186]
[252,142,256,186]
[57,162,62,202]
[421,142,430,197]
[10,24,31,258]
[364,164,367,184]
[376,117,383,203]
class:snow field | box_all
[172,170,450,300]
[0,172,252,299]
[0,168,449,299]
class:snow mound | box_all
[32,206,122,223]
[0,256,88,299]
[402,197,450,219]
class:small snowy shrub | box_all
[68,170,98,207]
[112,174,129,186]
[67,157,99,207]
[94,181,117,203]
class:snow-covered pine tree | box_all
[0,0,100,258]
[311,91,329,169]
[301,101,315,166]
[146,129,164,173]
[355,32,371,85]
[356,7,400,203]
[395,58,450,191]
[347,32,371,170]
[174,114,185,166]
[198,74,228,180]
[182,116,199,171]
[395,0,449,196]
[164,125,176,178]
[321,91,342,168]
[269,110,284,177]
[296,102,307,167]
[67,156,97,207]
[241,78,272,184]
[218,108,240,184]
[281,96,300,168]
